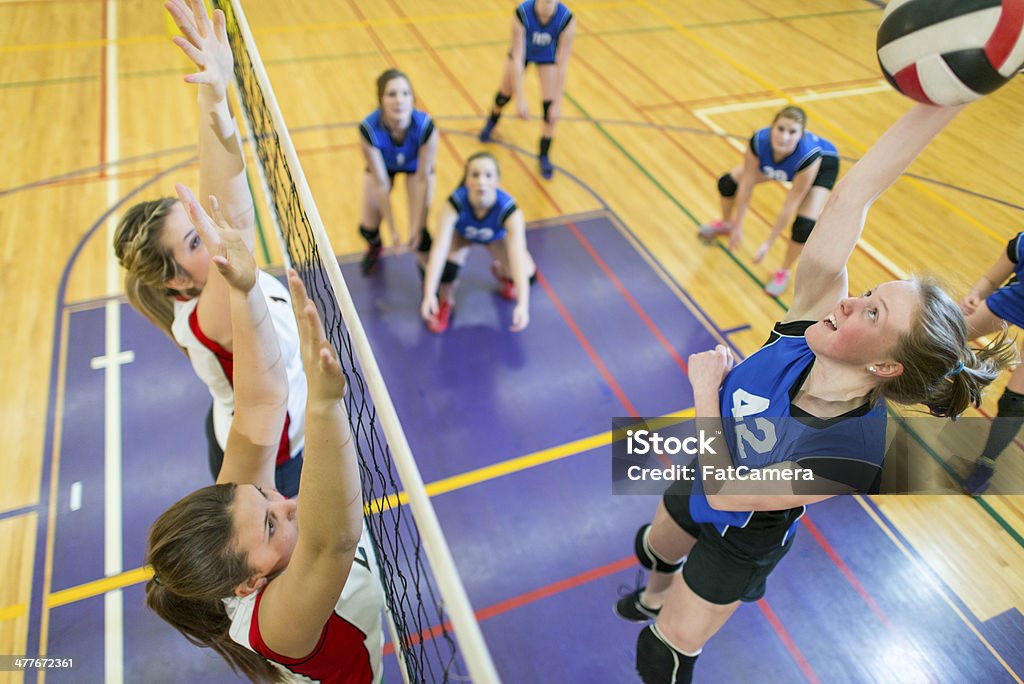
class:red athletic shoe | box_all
[427,299,453,333]
[491,262,517,301]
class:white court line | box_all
[693,85,908,281]
[69,482,82,512]
[696,81,891,116]
[101,1,125,682]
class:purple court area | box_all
[36,212,1023,682]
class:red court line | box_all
[345,0,470,179]
[800,515,891,627]
[370,7,647,420]
[756,599,821,684]
[564,221,689,374]
[535,271,640,417]
[383,555,636,656]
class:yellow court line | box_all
[0,0,636,54]
[367,408,696,514]
[634,0,1004,247]
[853,495,1023,684]
[0,603,27,622]
[47,567,153,610]
[47,410,696,608]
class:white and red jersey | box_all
[224,525,386,684]
[172,270,306,465]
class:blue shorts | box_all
[986,282,1024,328]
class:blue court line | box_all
[721,324,752,336]
[0,504,37,521]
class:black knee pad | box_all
[495,92,511,108]
[542,99,553,122]
[791,216,816,244]
[636,625,699,684]
[441,260,461,284]
[417,227,433,254]
[529,270,538,286]
[998,388,1024,417]
[359,225,382,247]
[717,173,738,198]
[634,524,684,574]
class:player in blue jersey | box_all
[358,69,440,276]
[958,234,1024,494]
[621,104,1015,684]
[420,152,537,333]
[477,0,576,179]
[699,107,840,297]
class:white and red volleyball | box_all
[877,0,1024,105]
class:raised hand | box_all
[287,270,347,403]
[165,0,234,100]
[175,183,256,291]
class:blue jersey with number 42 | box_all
[689,327,887,537]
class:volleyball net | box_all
[211,1,499,681]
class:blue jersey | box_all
[359,109,434,174]
[689,322,887,544]
[517,1,573,64]
[448,187,518,244]
[986,232,1024,328]
[750,128,838,182]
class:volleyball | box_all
[877,0,1024,105]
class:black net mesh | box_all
[213,1,464,680]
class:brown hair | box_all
[459,151,500,187]
[145,484,285,684]
[113,198,190,345]
[772,105,808,129]
[376,68,411,106]
[879,277,1017,417]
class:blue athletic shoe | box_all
[963,457,996,496]
[479,121,495,142]
[539,154,554,179]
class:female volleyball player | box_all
[621,103,1015,684]
[699,106,840,297]
[357,68,439,276]
[146,188,384,684]
[958,238,1024,495]
[114,0,306,496]
[420,152,537,333]
[477,0,576,179]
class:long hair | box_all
[113,198,187,345]
[879,276,1017,417]
[459,151,500,187]
[145,484,285,684]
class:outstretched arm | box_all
[166,0,253,238]
[728,149,762,250]
[962,245,1016,317]
[172,184,285,491]
[361,140,398,247]
[166,0,255,346]
[787,104,964,323]
[755,159,818,263]
[511,18,528,118]
[257,271,365,658]
[421,205,458,321]
[505,210,531,332]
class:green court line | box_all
[244,173,272,265]
[562,91,1024,551]
[563,92,781,309]
[686,7,879,31]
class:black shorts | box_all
[206,404,304,498]
[812,155,839,190]
[662,478,800,605]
